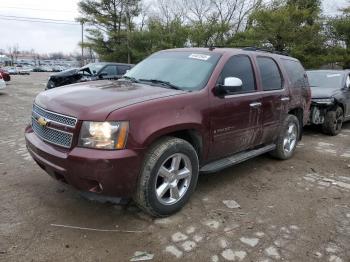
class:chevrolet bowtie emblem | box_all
[37,117,48,127]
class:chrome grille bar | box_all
[33,104,77,127]
[31,104,77,148]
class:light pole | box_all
[81,21,85,66]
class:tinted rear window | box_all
[282,59,307,88]
[257,57,283,91]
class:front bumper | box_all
[25,126,143,198]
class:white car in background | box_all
[0,74,6,90]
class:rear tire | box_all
[134,137,199,217]
[322,106,343,136]
[270,115,300,160]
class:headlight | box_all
[312,98,334,105]
[78,121,129,150]
[81,76,94,81]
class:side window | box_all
[257,57,283,91]
[282,59,307,88]
[100,65,117,76]
[117,65,130,75]
[219,55,256,93]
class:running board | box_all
[200,144,276,174]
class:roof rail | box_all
[242,47,290,56]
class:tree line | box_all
[77,0,350,69]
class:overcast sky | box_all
[0,0,348,54]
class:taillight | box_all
[0,73,3,79]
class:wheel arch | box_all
[333,100,345,117]
[144,126,205,164]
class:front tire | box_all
[134,137,199,217]
[322,106,343,136]
[271,115,300,160]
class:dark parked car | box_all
[307,70,350,135]
[25,48,311,217]
[46,62,134,89]
[0,68,10,81]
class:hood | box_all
[35,80,185,120]
[50,68,79,78]
[311,86,341,99]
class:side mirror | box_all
[224,77,243,88]
[217,77,243,95]
[99,72,108,79]
[346,76,350,89]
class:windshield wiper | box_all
[139,79,182,90]
[122,76,140,83]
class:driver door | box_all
[209,55,262,160]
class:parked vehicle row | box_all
[5,66,32,75]
[2,65,75,75]
[25,47,311,217]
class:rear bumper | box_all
[25,126,144,198]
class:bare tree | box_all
[211,0,262,33]
[183,0,212,24]
[7,45,19,66]
[152,0,186,25]
[139,1,151,31]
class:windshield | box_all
[80,63,105,75]
[307,71,344,89]
[124,51,221,91]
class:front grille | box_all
[33,104,77,127]
[32,119,73,148]
[31,104,77,148]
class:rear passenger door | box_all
[209,55,262,159]
[256,56,289,145]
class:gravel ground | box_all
[1,73,350,262]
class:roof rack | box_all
[205,45,290,56]
[242,47,290,56]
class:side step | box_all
[200,144,276,174]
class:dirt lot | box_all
[0,73,350,262]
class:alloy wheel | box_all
[283,123,297,153]
[155,153,192,205]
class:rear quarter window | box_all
[282,59,307,88]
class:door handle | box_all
[250,102,262,108]
[281,97,290,102]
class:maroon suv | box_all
[25,48,311,217]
